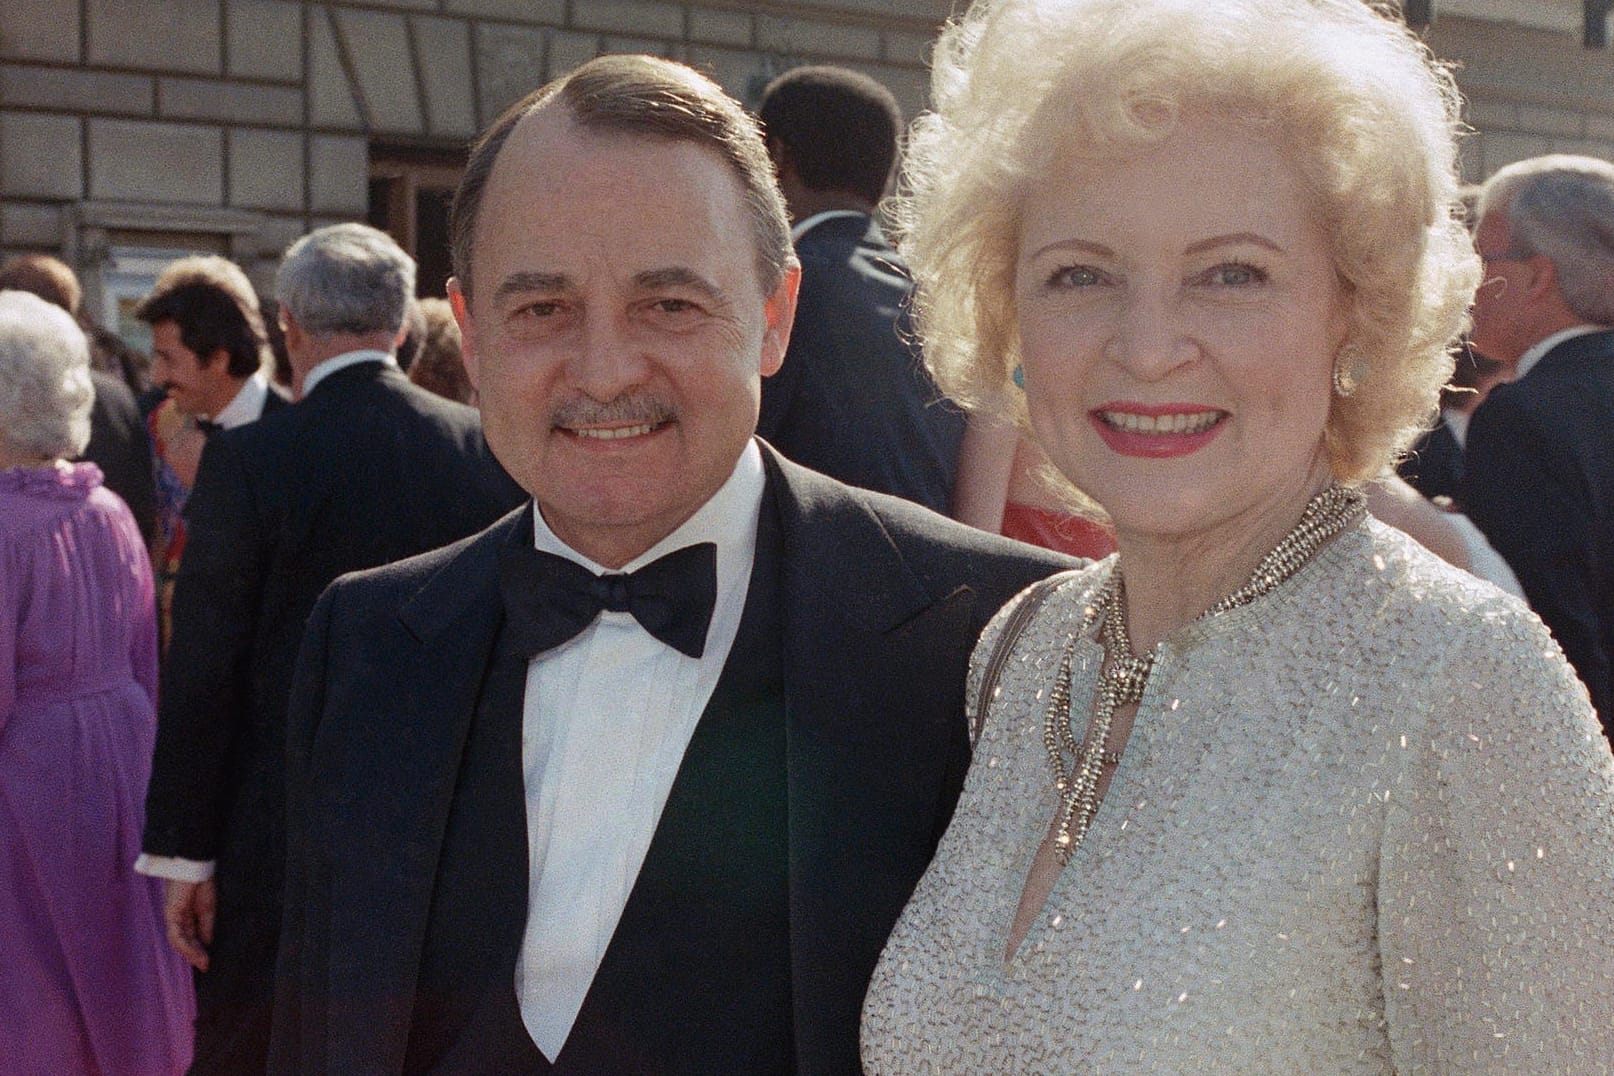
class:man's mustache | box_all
[549,395,676,429]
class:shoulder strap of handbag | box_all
[970,571,1076,746]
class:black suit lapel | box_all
[260,387,291,415]
[763,447,979,1074]
[319,510,524,1074]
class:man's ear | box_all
[1523,254,1560,303]
[280,307,306,353]
[447,278,479,391]
[759,264,801,379]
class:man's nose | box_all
[568,314,651,400]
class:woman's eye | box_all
[1048,265,1103,289]
[1204,262,1267,286]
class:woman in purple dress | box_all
[0,290,193,1074]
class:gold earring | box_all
[1333,344,1368,398]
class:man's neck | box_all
[785,188,876,225]
[291,331,397,396]
[195,375,250,420]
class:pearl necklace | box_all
[1042,482,1366,863]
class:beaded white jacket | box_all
[862,517,1614,1073]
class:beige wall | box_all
[3,1,1613,311]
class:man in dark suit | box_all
[134,267,292,645]
[140,223,523,1073]
[269,56,1069,1075]
[1463,155,1614,735]
[1398,345,1509,508]
[755,66,964,515]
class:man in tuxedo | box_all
[1463,154,1614,735]
[270,55,1069,1075]
[134,266,291,644]
[140,223,523,1073]
[756,66,964,514]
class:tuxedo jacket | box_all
[1464,329,1614,732]
[142,361,524,913]
[270,443,1073,1075]
[1397,416,1463,507]
[757,215,965,515]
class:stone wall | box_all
[4,1,1614,318]
[0,0,946,316]
[1430,15,1614,178]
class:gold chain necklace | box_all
[1042,483,1366,863]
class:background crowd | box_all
[3,1,1614,1071]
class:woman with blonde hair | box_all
[0,290,193,1073]
[861,0,1614,1069]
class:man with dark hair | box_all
[135,268,289,645]
[0,253,158,540]
[269,55,1068,1074]
[140,223,523,1074]
[755,65,964,514]
[138,280,278,419]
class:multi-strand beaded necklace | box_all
[1043,483,1367,863]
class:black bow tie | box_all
[498,541,718,659]
[194,418,222,435]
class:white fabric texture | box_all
[863,517,1614,1072]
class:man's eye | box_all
[651,298,698,314]
[518,301,561,318]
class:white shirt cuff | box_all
[134,853,216,882]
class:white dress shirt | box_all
[301,348,395,397]
[209,369,274,428]
[1512,324,1605,382]
[790,208,868,242]
[516,440,765,1059]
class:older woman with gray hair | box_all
[860,0,1614,1070]
[0,289,193,1073]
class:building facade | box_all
[0,0,1610,344]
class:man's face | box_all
[150,320,232,417]
[1468,209,1535,364]
[451,109,798,568]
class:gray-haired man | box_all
[1465,155,1614,735]
[139,223,523,1073]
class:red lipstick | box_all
[1089,402,1226,459]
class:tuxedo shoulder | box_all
[323,508,516,609]
[805,469,1078,574]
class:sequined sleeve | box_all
[1379,601,1614,1070]
[964,569,1089,748]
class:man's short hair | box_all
[0,254,83,318]
[759,65,902,207]
[1481,155,1614,326]
[136,278,267,380]
[276,222,416,339]
[153,254,264,323]
[450,54,793,298]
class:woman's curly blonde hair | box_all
[893,0,1481,484]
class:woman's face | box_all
[1015,114,1347,545]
